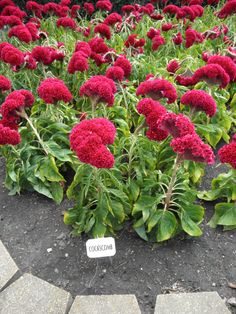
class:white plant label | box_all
[86,237,116,258]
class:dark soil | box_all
[0,157,235,314]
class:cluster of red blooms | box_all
[167,60,180,74]
[68,41,91,74]
[31,46,64,66]
[37,78,72,104]
[0,75,11,93]
[57,17,76,30]
[137,98,168,141]
[88,37,109,67]
[217,0,236,19]
[207,55,236,82]
[125,34,145,53]
[185,28,204,48]
[218,134,236,169]
[181,90,217,117]
[104,13,122,26]
[136,78,177,104]
[163,4,204,21]
[94,23,111,40]
[8,22,39,43]
[147,28,165,51]
[80,75,117,107]
[0,42,24,67]
[70,118,116,168]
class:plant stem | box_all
[164,154,183,211]
[90,96,99,118]
[17,109,49,155]
[119,83,129,111]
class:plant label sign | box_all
[86,237,116,258]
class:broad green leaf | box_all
[110,200,125,222]
[147,210,163,232]
[181,211,202,236]
[128,180,140,202]
[39,156,65,182]
[156,211,177,242]
[132,195,156,215]
[217,203,236,226]
[50,182,64,204]
[92,221,106,237]
[134,225,148,241]
[64,209,78,225]
[66,164,85,199]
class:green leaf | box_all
[66,164,86,199]
[134,225,148,241]
[33,181,53,199]
[128,180,140,202]
[39,156,65,182]
[181,211,202,236]
[50,182,64,204]
[156,211,177,242]
[217,203,236,226]
[132,195,156,215]
[208,203,227,228]
[46,141,72,162]
[147,210,163,232]
[110,200,125,222]
[84,216,95,233]
[92,221,106,237]
[64,209,78,225]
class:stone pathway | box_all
[0,240,232,314]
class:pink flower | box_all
[181,90,217,117]
[152,34,165,51]
[136,78,177,104]
[185,28,204,48]
[217,0,236,19]
[38,78,72,104]
[106,66,125,81]
[88,37,109,54]
[0,43,24,67]
[171,134,215,164]
[104,13,122,26]
[96,0,112,11]
[207,55,236,82]
[114,56,132,78]
[172,32,183,45]
[193,64,230,88]
[79,75,117,107]
[83,2,95,15]
[75,41,91,57]
[57,17,76,30]
[167,60,180,74]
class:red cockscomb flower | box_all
[96,0,112,11]
[114,56,132,78]
[106,66,125,81]
[0,116,19,130]
[71,5,80,18]
[158,112,195,138]
[167,60,180,74]
[83,2,95,15]
[0,0,16,8]
[104,13,122,26]
[171,133,215,164]
[125,34,145,49]
[207,55,236,82]
[57,17,76,30]
[80,75,117,107]
[181,90,217,117]
[162,23,173,32]
[218,140,236,169]
[217,0,236,19]
[0,16,22,29]
[0,43,24,67]
[121,5,135,15]
[163,5,180,16]
[152,34,165,51]
[68,52,89,74]
[185,28,204,48]
[88,37,109,54]
[31,46,64,65]
[147,28,160,39]
[1,5,27,20]
[0,75,11,93]
[26,1,42,18]
[94,23,111,40]
[193,64,230,88]
[8,25,33,43]
[38,78,72,104]
[75,41,91,57]
[136,78,177,104]
[0,124,21,145]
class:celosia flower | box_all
[26,22,39,41]
[90,52,106,66]
[0,116,19,130]
[57,17,76,30]
[94,23,111,40]
[75,41,91,57]
[70,118,116,168]
[24,52,37,70]
[185,28,204,48]
[167,60,180,74]
[38,78,72,104]
[31,46,64,65]
[181,90,217,117]
[171,134,215,164]
[193,64,230,88]
[177,6,196,21]
[0,16,22,29]
[106,66,125,81]
[0,75,11,93]
[217,0,236,19]
[163,5,180,16]
[104,13,122,26]
[172,32,183,45]
[8,25,33,43]
[121,5,135,15]
[83,2,95,15]
[150,13,163,20]
[88,37,109,54]
[0,43,24,67]
[191,5,204,17]
[161,23,173,32]
[68,52,89,74]
[0,124,21,145]
[207,55,236,82]
[79,75,116,107]
[139,3,154,15]
[26,1,42,18]
[158,112,195,138]
[136,78,177,104]
[147,28,160,40]
[0,0,16,8]
[152,34,165,51]
[96,0,112,11]
[114,56,132,78]
[71,5,81,18]
[1,5,27,20]
[218,141,236,169]
[125,34,146,48]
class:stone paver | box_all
[154,292,231,314]
[69,295,141,314]
[0,240,18,290]
[0,273,72,314]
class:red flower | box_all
[80,75,117,107]
[136,78,177,104]
[83,2,95,15]
[57,17,76,30]
[150,13,164,20]
[96,0,112,11]
[0,75,11,93]
[218,141,236,169]
[152,34,165,51]
[26,22,39,41]
[26,1,42,18]
[24,52,37,70]
[38,78,72,104]
[217,0,236,19]
[31,46,64,65]
[158,112,195,138]
[94,23,111,40]
[172,32,183,45]
[193,64,230,88]
[8,25,33,43]
[207,55,236,82]
[88,37,109,54]
[163,5,180,16]
[171,134,215,164]
[104,13,122,26]
[167,60,180,74]
[114,56,132,78]
[137,98,166,117]
[0,16,21,29]
[0,124,21,145]
[181,90,217,117]
[125,34,145,48]
[190,5,204,17]
[0,116,19,130]
[0,43,24,67]
[71,5,81,18]
[147,28,160,40]
[106,66,125,81]
[161,23,173,32]
[75,41,91,57]
[177,6,196,21]
[121,5,135,15]
[185,28,204,48]
[70,118,116,168]
[68,52,89,74]
[0,0,16,8]
[90,52,106,66]
[1,5,27,20]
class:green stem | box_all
[164,154,183,211]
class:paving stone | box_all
[0,240,18,290]
[0,273,72,314]
[69,295,141,314]
[154,292,231,314]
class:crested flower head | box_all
[0,43,24,67]
[68,52,89,74]
[181,90,217,117]
[96,0,112,11]
[75,41,91,57]
[218,140,236,169]
[104,13,122,26]
[171,133,215,164]
[0,124,21,145]
[167,60,180,74]
[88,37,109,54]
[193,64,230,88]
[0,75,11,93]
[217,0,236,19]
[38,78,72,104]
[56,17,76,29]
[136,78,177,104]
[79,75,117,107]
[114,56,132,78]
[83,2,95,15]
[207,55,236,82]
[105,66,125,81]
[94,23,111,40]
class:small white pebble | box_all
[65,253,69,257]
[47,248,52,253]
